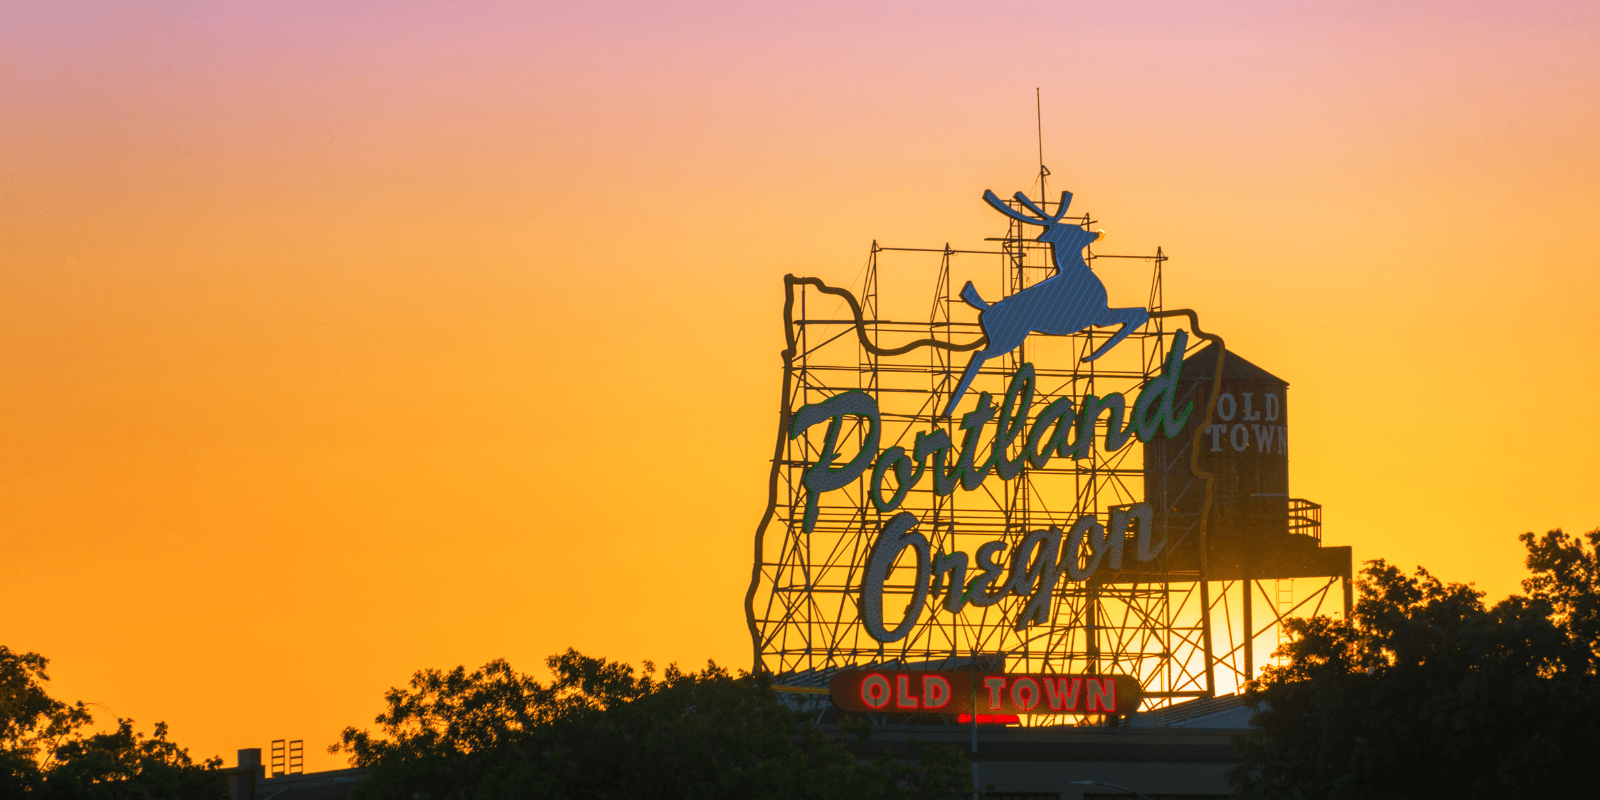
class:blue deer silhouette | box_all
[943,190,1150,418]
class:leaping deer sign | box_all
[944,189,1150,418]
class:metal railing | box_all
[1288,498,1322,543]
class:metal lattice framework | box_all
[745,196,1347,716]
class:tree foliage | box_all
[0,646,223,799]
[332,649,971,800]
[1231,528,1600,799]
[1520,526,1600,671]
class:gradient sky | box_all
[4,0,1598,773]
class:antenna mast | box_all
[1036,87,1050,197]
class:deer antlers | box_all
[981,190,1073,225]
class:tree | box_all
[1520,527,1600,671]
[332,649,972,800]
[0,646,223,799]
[1230,528,1600,799]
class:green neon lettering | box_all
[1130,329,1193,442]
[1024,396,1074,469]
[1060,401,1095,460]
[990,365,1034,480]
[933,551,970,614]
[1063,515,1105,581]
[1080,393,1133,453]
[869,445,924,513]
[955,393,998,491]
[964,541,1010,608]
[789,391,880,533]
[859,512,930,643]
[914,429,959,497]
[1015,526,1066,630]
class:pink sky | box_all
[4,0,1598,772]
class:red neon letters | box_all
[828,669,1140,716]
[854,673,954,710]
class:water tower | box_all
[1143,343,1352,676]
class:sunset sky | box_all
[4,0,1598,773]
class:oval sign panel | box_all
[828,669,1144,716]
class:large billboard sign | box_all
[747,186,1240,712]
[790,336,1193,643]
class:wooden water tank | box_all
[1142,344,1296,577]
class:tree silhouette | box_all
[332,648,971,799]
[1231,528,1600,799]
[1,646,223,799]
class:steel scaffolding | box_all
[745,196,1347,719]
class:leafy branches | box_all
[1,646,93,779]
[0,646,222,799]
[332,649,972,800]
[1521,527,1600,671]
[1231,528,1600,800]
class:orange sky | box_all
[3,0,1598,772]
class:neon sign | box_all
[790,330,1193,531]
[828,669,1144,716]
[787,332,1195,643]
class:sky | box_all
[3,0,1598,773]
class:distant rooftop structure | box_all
[222,748,365,800]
